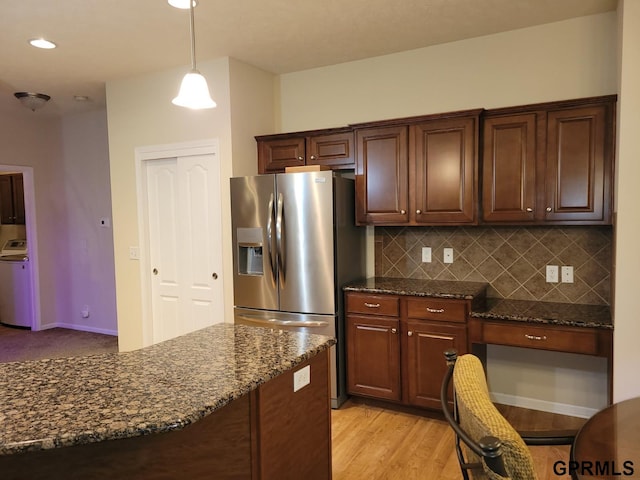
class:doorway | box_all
[135,140,224,346]
[0,166,40,330]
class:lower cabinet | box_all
[345,291,469,410]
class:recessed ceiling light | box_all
[29,38,57,49]
[168,0,198,9]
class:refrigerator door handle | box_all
[266,193,277,285]
[236,315,329,328]
[276,192,286,285]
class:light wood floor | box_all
[331,398,585,480]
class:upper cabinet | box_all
[257,128,354,174]
[482,96,615,225]
[0,174,25,225]
[354,111,481,226]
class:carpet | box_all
[0,325,118,363]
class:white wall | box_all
[277,12,618,416]
[59,110,117,334]
[106,58,274,351]
[0,105,64,330]
[613,0,640,403]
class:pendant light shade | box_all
[172,70,216,109]
[172,0,216,109]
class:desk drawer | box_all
[481,322,598,355]
[346,293,399,317]
[405,297,467,323]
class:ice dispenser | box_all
[237,227,264,276]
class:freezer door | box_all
[230,175,278,311]
[276,171,335,315]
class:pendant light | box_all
[172,0,216,109]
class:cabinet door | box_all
[404,319,467,409]
[346,314,401,401]
[412,116,477,224]
[307,131,354,169]
[482,114,538,223]
[11,174,25,225]
[355,126,409,224]
[257,137,306,173]
[545,104,612,224]
[0,175,13,224]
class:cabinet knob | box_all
[407,331,413,337]
[416,209,421,214]
[526,207,533,212]
[391,328,397,334]
[297,156,304,161]
[152,268,158,275]
[212,272,218,279]
[310,155,316,160]
[400,209,406,215]
[546,207,552,212]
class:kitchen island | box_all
[0,323,334,479]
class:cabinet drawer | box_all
[481,322,599,355]
[405,297,467,323]
[346,293,399,317]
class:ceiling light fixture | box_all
[29,38,57,49]
[172,0,216,109]
[14,92,51,112]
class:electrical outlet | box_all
[561,266,574,283]
[293,365,310,392]
[421,247,432,263]
[443,248,454,264]
[546,265,559,283]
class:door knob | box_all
[212,272,218,279]
[152,268,158,275]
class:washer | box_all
[0,239,32,328]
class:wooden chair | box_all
[440,350,576,480]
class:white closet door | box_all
[145,150,223,344]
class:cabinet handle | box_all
[524,334,547,341]
[364,302,380,308]
[416,209,421,214]
[526,207,533,212]
[297,156,304,161]
[546,207,552,213]
[391,328,397,334]
[426,307,445,314]
[408,331,413,337]
[400,209,406,215]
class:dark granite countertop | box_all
[343,277,488,300]
[0,324,335,456]
[472,298,612,330]
[343,277,612,330]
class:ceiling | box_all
[1,0,617,117]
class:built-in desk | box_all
[470,298,613,404]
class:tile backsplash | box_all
[374,226,612,305]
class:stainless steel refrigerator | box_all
[230,170,365,408]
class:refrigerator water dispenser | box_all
[236,227,264,276]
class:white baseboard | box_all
[490,392,598,419]
[55,323,118,336]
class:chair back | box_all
[441,351,538,480]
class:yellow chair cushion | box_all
[453,354,537,480]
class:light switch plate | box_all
[443,248,454,264]
[293,365,310,392]
[129,246,140,260]
[546,265,559,283]
[422,247,432,263]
